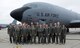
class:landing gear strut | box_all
[67,28,69,33]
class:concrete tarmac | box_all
[0,28,80,48]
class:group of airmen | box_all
[7,22,67,45]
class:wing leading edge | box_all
[69,20,80,28]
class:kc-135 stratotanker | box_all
[10,2,80,32]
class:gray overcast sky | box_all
[0,0,80,24]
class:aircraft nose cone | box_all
[10,7,31,21]
[10,8,23,21]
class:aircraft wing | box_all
[0,24,8,30]
[0,19,17,30]
[69,20,80,28]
